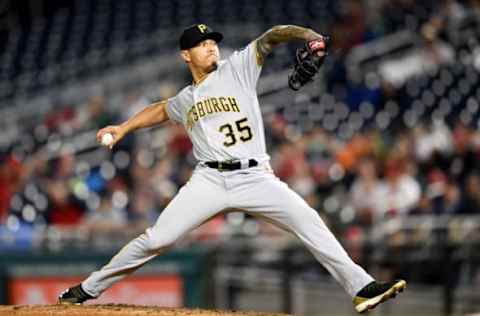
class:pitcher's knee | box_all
[294,205,328,228]
[144,228,179,251]
[147,235,178,251]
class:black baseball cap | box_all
[179,24,223,50]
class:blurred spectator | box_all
[350,157,384,227]
[420,169,462,215]
[442,180,462,214]
[413,122,453,162]
[44,105,77,135]
[46,179,85,225]
[82,195,127,234]
[74,96,117,132]
[409,193,434,215]
[44,153,86,225]
[271,141,307,182]
[128,186,159,231]
[376,158,421,219]
[336,134,373,172]
[456,173,480,214]
[46,179,85,226]
[85,95,115,129]
[0,154,26,222]
[0,156,14,222]
[168,124,193,158]
[266,114,288,148]
[448,122,480,185]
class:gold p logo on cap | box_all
[197,24,208,33]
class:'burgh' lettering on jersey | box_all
[186,96,240,130]
[165,42,270,164]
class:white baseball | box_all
[101,133,114,146]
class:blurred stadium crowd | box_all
[1,0,480,253]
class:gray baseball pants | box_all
[82,163,374,298]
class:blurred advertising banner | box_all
[8,275,183,306]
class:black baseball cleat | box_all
[353,279,406,313]
[58,284,94,305]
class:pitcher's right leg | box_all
[60,168,227,302]
[231,172,374,297]
[230,171,405,313]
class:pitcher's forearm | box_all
[120,100,169,134]
[262,25,322,45]
[256,25,324,64]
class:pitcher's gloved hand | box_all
[288,36,329,91]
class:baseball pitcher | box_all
[59,24,406,313]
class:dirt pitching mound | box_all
[0,304,289,316]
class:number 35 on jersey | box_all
[219,117,253,147]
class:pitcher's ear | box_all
[180,50,191,63]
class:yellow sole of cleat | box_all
[58,301,82,305]
[355,280,407,314]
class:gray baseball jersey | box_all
[165,42,269,163]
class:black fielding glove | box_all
[288,36,329,91]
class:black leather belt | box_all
[205,159,258,171]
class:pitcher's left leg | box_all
[232,173,373,297]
